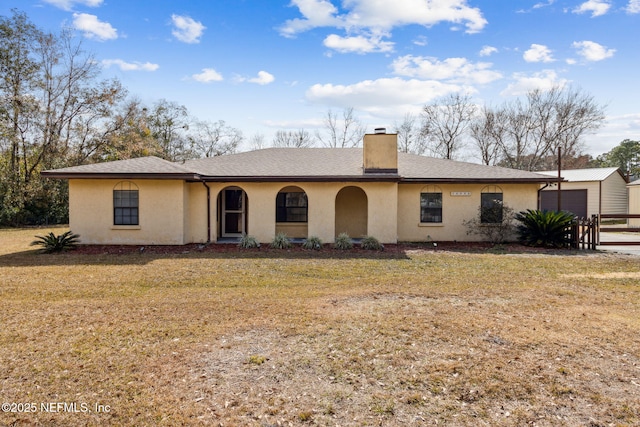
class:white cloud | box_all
[248,71,275,85]
[192,68,223,83]
[305,77,465,114]
[626,0,640,13]
[235,71,276,85]
[279,0,488,47]
[533,0,555,9]
[572,40,615,61]
[323,33,394,54]
[479,45,498,57]
[501,70,568,96]
[279,0,341,37]
[413,36,428,46]
[72,13,117,41]
[523,44,554,63]
[392,55,502,85]
[43,0,102,11]
[573,0,611,17]
[102,59,159,72]
[171,14,206,44]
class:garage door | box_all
[540,189,588,218]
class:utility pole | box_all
[557,147,562,212]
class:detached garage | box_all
[539,168,628,218]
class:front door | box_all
[222,188,245,237]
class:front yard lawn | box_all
[1,228,638,426]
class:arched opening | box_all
[218,186,248,238]
[335,186,368,238]
[275,186,308,239]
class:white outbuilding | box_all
[539,167,628,218]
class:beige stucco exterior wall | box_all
[186,182,209,244]
[69,178,539,245]
[69,179,189,245]
[206,181,398,244]
[335,186,368,237]
[397,183,541,242]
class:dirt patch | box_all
[185,293,640,426]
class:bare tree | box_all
[421,93,476,160]
[469,106,507,165]
[189,119,242,157]
[272,129,314,148]
[316,107,365,148]
[394,112,427,155]
[248,133,266,150]
[493,86,605,171]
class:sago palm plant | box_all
[30,230,80,253]
[515,209,575,248]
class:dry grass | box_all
[1,227,639,426]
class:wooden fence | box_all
[569,215,598,250]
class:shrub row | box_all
[239,232,384,251]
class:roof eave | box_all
[399,177,559,184]
[40,172,201,180]
[199,175,402,183]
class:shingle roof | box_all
[41,156,198,179]
[538,167,622,182]
[43,149,553,183]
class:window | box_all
[420,186,442,223]
[276,192,307,222]
[481,186,503,224]
[113,181,139,225]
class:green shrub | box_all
[302,236,322,250]
[333,232,353,250]
[515,209,575,248]
[238,234,260,249]
[270,232,292,249]
[360,235,384,251]
[30,230,80,253]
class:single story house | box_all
[538,167,628,219]
[42,131,554,245]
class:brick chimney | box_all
[363,128,398,174]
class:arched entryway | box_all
[275,186,308,239]
[218,186,248,238]
[335,186,368,238]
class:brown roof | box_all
[42,148,554,183]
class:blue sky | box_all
[2,0,640,158]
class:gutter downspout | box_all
[201,180,211,243]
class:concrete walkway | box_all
[597,232,640,256]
